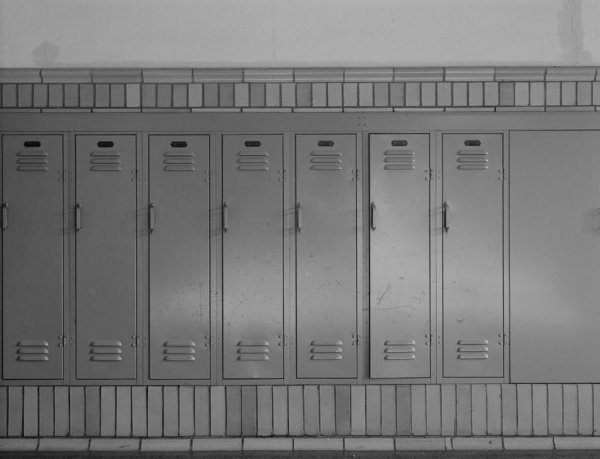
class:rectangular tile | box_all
[502,384,517,435]
[143,69,192,83]
[295,83,311,107]
[295,438,343,450]
[244,438,293,451]
[90,438,140,451]
[42,69,91,83]
[396,437,446,451]
[85,386,100,437]
[594,385,600,435]
[141,83,156,107]
[345,437,394,451]
[304,386,319,436]
[345,68,393,82]
[445,67,495,81]
[578,384,593,435]
[343,83,358,107]
[296,68,344,82]
[312,82,327,107]
[132,386,147,437]
[163,386,179,437]
[563,384,578,435]
[419,82,435,106]
[514,82,530,106]
[108,84,125,107]
[244,68,293,82]
[319,385,335,436]
[405,82,421,107]
[577,81,593,105]
[203,83,218,107]
[426,385,441,435]
[561,82,577,106]
[396,385,412,435]
[39,438,89,451]
[335,385,351,435]
[532,384,548,436]
[351,385,366,436]
[358,83,374,107]
[594,82,600,106]
[484,82,499,106]
[504,437,554,450]
[194,386,210,436]
[156,83,172,108]
[441,384,456,436]
[411,385,426,435]
[373,82,389,107]
[94,83,109,107]
[380,385,396,436]
[178,387,194,437]
[69,387,85,437]
[141,438,190,452]
[517,384,532,436]
[241,386,257,436]
[390,82,405,106]
[193,68,243,83]
[17,84,33,107]
[272,386,288,436]
[219,83,234,107]
[265,83,280,107]
[452,82,467,106]
[33,83,48,107]
[187,83,202,107]
[234,83,249,107]
[546,82,561,106]
[100,386,116,437]
[366,385,381,435]
[548,384,563,435]
[2,83,16,107]
[147,386,163,437]
[456,384,471,436]
[452,437,502,450]
[210,386,226,436]
[116,387,132,437]
[281,83,296,106]
[0,439,38,451]
[486,384,501,435]
[92,69,142,83]
[193,438,242,451]
[125,83,140,107]
[555,437,600,449]
[327,83,342,107]
[23,387,38,437]
[61,83,77,107]
[47,84,63,107]
[546,67,597,81]
[530,82,545,106]
[226,386,241,436]
[394,67,444,82]
[0,388,6,437]
[40,387,55,437]
[472,384,487,436]
[288,386,303,436]
[257,386,272,437]
[436,82,451,107]
[495,67,545,81]
[0,68,41,83]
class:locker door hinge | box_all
[130,169,144,183]
[203,170,211,183]
[502,334,510,346]
[351,169,361,181]
[58,336,70,347]
[351,333,361,346]
[277,169,287,182]
[425,169,433,182]
[424,334,433,346]
[131,336,144,347]
[57,170,67,182]
[498,168,508,181]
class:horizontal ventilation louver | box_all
[90,150,122,172]
[310,340,343,360]
[90,340,123,361]
[163,150,196,172]
[163,340,196,361]
[16,340,49,362]
[236,340,270,361]
[310,150,342,171]
[383,149,416,171]
[236,150,269,171]
[456,148,489,171]
[383,339,416,360]
[16,149,49,172]
[456,339,489,360]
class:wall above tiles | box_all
[0,67,599,112]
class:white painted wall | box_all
[0,0,598,68]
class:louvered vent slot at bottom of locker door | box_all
[456,149,489,171]
[383,340,416,360]
[163,340,196,361]
[89,340,123,361]
[16,149,49,172]
[310,150,342,171]
[90,151,122,172]
[236,150,269,171]
[236,340,270,361]
[383,149,415,171]
[16,340,49,361]
[163,151,196,172]
[310,340,343,360]
[456,339,489,360]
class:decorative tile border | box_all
[0,67,599,112]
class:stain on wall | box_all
[558,0,592,64]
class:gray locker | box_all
[369,134,431,379]
[149,135,211,380]
[2,135,64,380]
[222,135,284,379]
[296,134,357,379]
[75,135,137,380]
[442,134,504,378]
[510,131,600,383]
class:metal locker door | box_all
[369,134,431,379]
[75,135,137,380]
[510,131,600,383]
[296,134,357,379]
[222,135,284,379]
[149,135,210,380]
[2,135,64,380]
[442,134,504,378]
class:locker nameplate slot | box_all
[23,141,42,148]
[89,150,122,171]
[236,340,270,361]
[16,340,50,362]
[170,141,188,148]
[309,150,342,171]
[90,340,123,362]
[456,149,489,171]
[163,150,196,171]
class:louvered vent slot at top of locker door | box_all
[16,340,49,361]
[89,340,123,361]
[16,147,49,172]
[310,340,343,360]
[163,340,196,361]
[383,149,416,171]
[456,149,489,171]
[236,340,270,361]
[236,150,270,171]
[310,150,342,171]
[456,339,489,360]
[163,151,196,172]
[383,339,416,360]
[89,151,122,172]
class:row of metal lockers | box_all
[2,123,599,384]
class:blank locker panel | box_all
[369,134,431,379]
[2,135,64,380]
[442,134,504,378]
[296,134,357,379]
[222,135,284,379]
[510,131,600,383]
[149,135,210,380]
[75,135,137,380]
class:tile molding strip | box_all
[1,437,599,452]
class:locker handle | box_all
[296,202,303,232]
[442,201,449,233]
[1,203,7,230]
[149,203,156,233]
[75,203,82,231]
[222,202,229,232]
[370,202,376,231]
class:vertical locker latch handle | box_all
[296,202,303,232]
[222,202,229,232]
[75,204,82,231]
[1,203,7,230]
[149,203,156,233]
[442,201,449,233]
[370,202,376,231]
